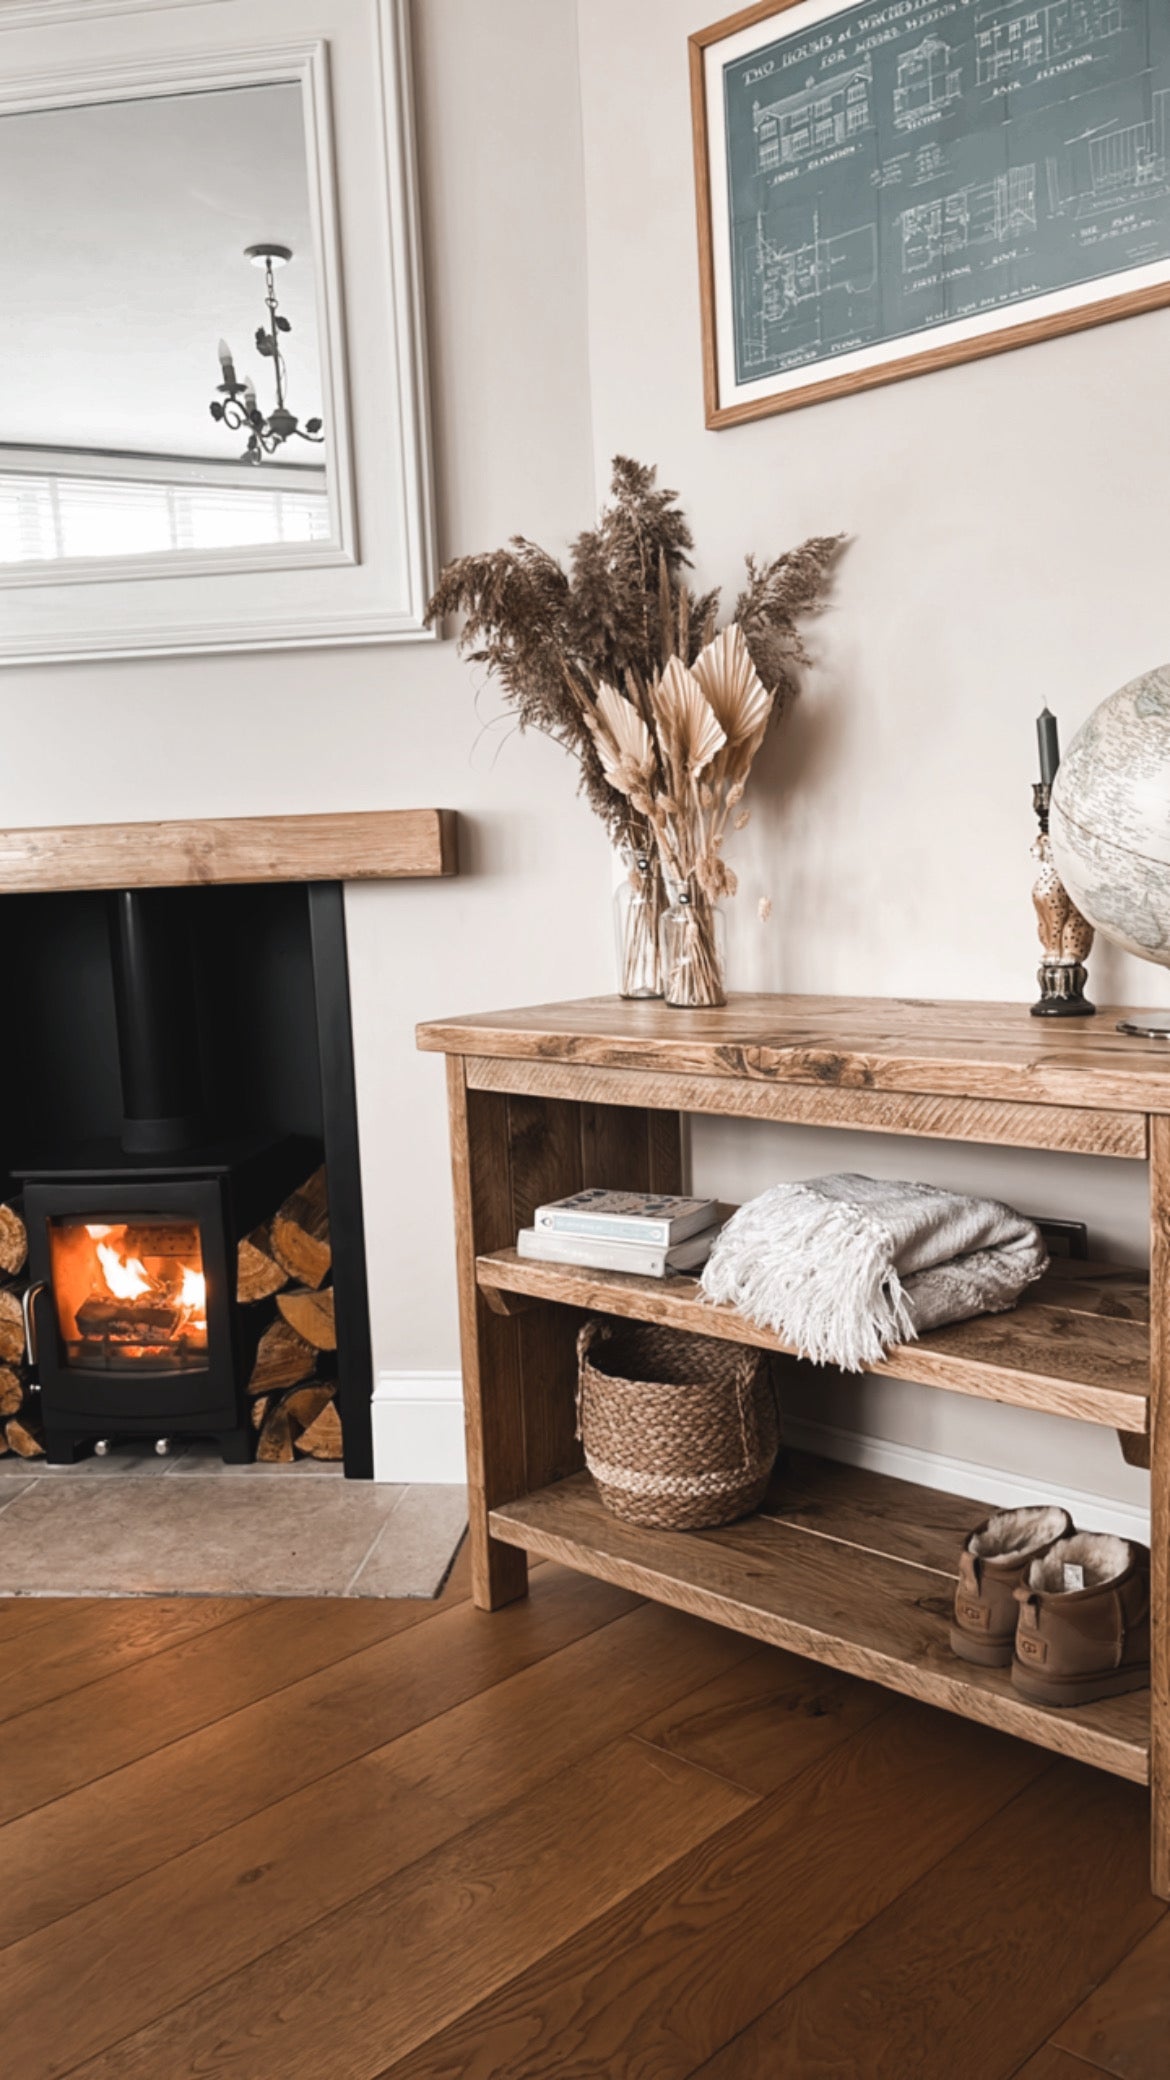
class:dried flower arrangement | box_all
[427,458,840,1004]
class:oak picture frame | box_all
[690,0,1170,430]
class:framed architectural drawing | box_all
[690,0,1170,426]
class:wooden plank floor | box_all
[1,1553,1166,2079]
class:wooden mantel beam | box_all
[0,809,458,894]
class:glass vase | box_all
[613,850,664,999]
[659,882,726,1009]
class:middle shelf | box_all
[476,1248,1150,1434]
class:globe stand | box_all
[1030,783,1096,1019]
[1117,1017,1170,1040]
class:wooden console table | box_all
[417,995,1170,1896]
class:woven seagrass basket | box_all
[576,1318,779,1532]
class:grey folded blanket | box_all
[699,1173,1048,1372]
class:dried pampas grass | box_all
[427,459,842,998]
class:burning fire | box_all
[96,1240,151,1301]
[48,1218,210,1366]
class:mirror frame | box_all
[0,0,436,663]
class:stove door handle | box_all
[21,1282,45,1372]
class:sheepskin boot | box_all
[1011,1533,1150,1707]
[950,1505,1074,1667]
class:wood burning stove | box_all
[20,1141,315,1462]
[17,888,318,1463]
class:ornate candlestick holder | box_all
[1031,781,1095,1018]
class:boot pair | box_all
[950,1503,1150,1708]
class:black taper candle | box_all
[1037,707,1060,786]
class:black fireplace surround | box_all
[4,879,374,1475]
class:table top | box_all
[416,993,1170,1114]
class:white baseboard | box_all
[373,1371,464,1484]
[371,1375,1152,1540]
[783,1415,1151,1546]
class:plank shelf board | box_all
[489,1456,1150,1786]
[476,1250,1151,1434]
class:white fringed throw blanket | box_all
[699,1174,1048,1372]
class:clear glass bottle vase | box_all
[659,882,726,1009]
[613,850,664,999]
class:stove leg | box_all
[219,1430,252,1465]
[43,1431,91,1465]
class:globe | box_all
[1049,664,1170,969]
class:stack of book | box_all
[517,1189,723,1279]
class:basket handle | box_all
[732,1354,777,1472]
[575,1317,611,1442]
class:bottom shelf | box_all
[490,1453,1150,1786]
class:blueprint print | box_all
[722,0,1170,383]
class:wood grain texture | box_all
[0,1563,626,1952]
[490,1467,1150,1783]
[635,1638,892,1795]
[686,2,1170,431]
[476,1250,1151,1432]
[379,1702,1048,2080]
[691,1762,1162,2080]
[1150,1115,1170,1898]
[0,1594,437,1828]
[0,808,457,892]
[417,993,1170,1117]
[2,1598,744,2077]
[0,1595,255,1724]
[445,1058,529,1610]
[1054,1914,1170,2079]
[1013,2052,1116,2080]
[7,1580,1164,2080]
[67,1738,753,2080]
[463,1052,1148,1157]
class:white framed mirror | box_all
[0,0,435,662]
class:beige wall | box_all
[576,0,1170,1514]
[0,0,608,1378]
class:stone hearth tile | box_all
[0,1477,406,1597]
[167,1441,342,1477]
[0,1444,187,1477]
[347,1484,467,1598]
[0,1480,39,1518]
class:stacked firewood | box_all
[0,1203,44,1459]
[238,1165,343,1463]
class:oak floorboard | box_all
[1012,2052,1116,2080]
[376,1703,1047,2080]
[0,1596,260,1723]
[635,1642,893,1794]
[0,1594,443,1826]
[0,1564,628,1949]
[1052,1915,1170,2078]
[2,1604,757,2077]
[691,1764,1163,2080]
[67,1736,754,2080]
[0,1596,101,1644]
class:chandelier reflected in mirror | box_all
[210,244,324,462]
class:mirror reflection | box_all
[0,80,330,568]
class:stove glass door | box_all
[47,1215,209,1372]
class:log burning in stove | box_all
[48,1216,209,1371]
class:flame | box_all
[180,1266,206,1314]
[97,1242,151,1300]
